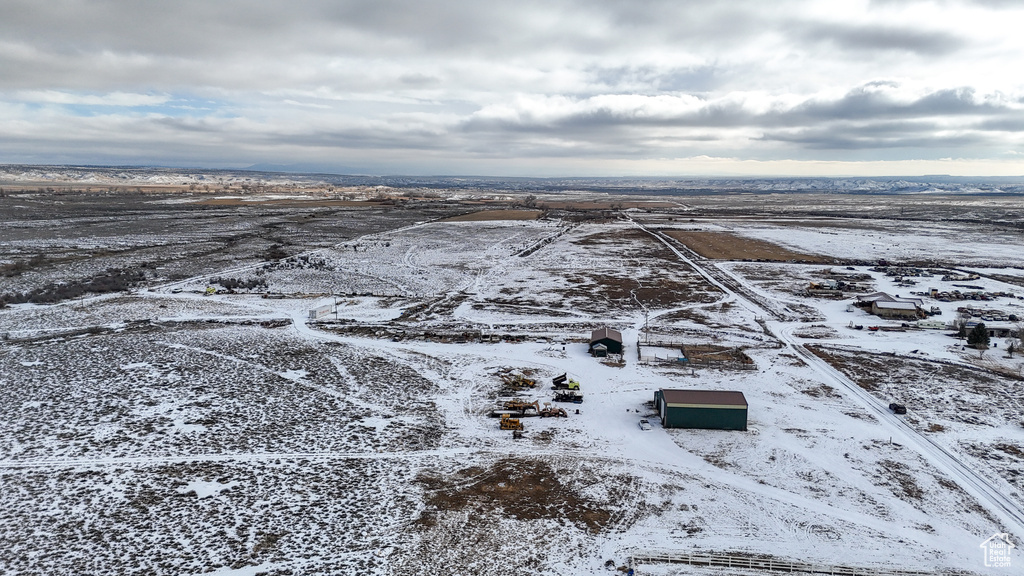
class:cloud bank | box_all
[1,0,1022,175]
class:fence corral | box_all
[638,340,756,370]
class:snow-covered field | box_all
[1,194,1023,575]
[701,218,1024,267]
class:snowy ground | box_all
[692,217,1024,267]
[1,194,1023,575]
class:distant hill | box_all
[2,164,1023,195]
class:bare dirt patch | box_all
[805,346,883,391]
[561,272,719,308]
[792,325,841,339]
[405,457,652,576]
[655,303,756,331]
[682,344,755,366]
[877,459,924,500]
[664,230,828,262]
[442,209,542,222]
[961,441,1024,492]
[554,228,721,310]
[801,383,843,399]
[416,458,612,533]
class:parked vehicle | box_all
[552,373,581,390]
[553,390,583,403]
[638,418,652,431]
[888,403,907,415]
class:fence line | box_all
[630,551,934,576]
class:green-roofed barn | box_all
[654,389,748,431]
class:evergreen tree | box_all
[967,323,990,348]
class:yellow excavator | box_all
[501,373,537,389]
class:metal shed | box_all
[654,389,748,431]
[870,300,920,319]
[589,327,623,355]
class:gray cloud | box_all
[782,86,1005,123]
[792,21,966,55]
[0,1,1023,174]
[586,65,725,94]
[759,123,992,150]
[457,85,1019,131]
[871,0,1020,7]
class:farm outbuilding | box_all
[589,327,623,355]
[308,304,333,320]
[870,300,921,319]
[654,389,748,431]
[967,322,1018,339]
[856,292,923,319]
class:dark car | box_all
[888,403,907,414]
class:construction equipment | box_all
[501,399,540,414]
[551,374,580,390]
[501,373,537,389]
[500,414,524,431]
[553,390,584,403]
[539,402,568,418]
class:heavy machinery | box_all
[553,390,584,403]
[501,373,537,389]
[539,402,568,418]
[551,373,580,390]
[500,414,524,431]
[501,399,540,414]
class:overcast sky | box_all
[2,0,1023,176]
